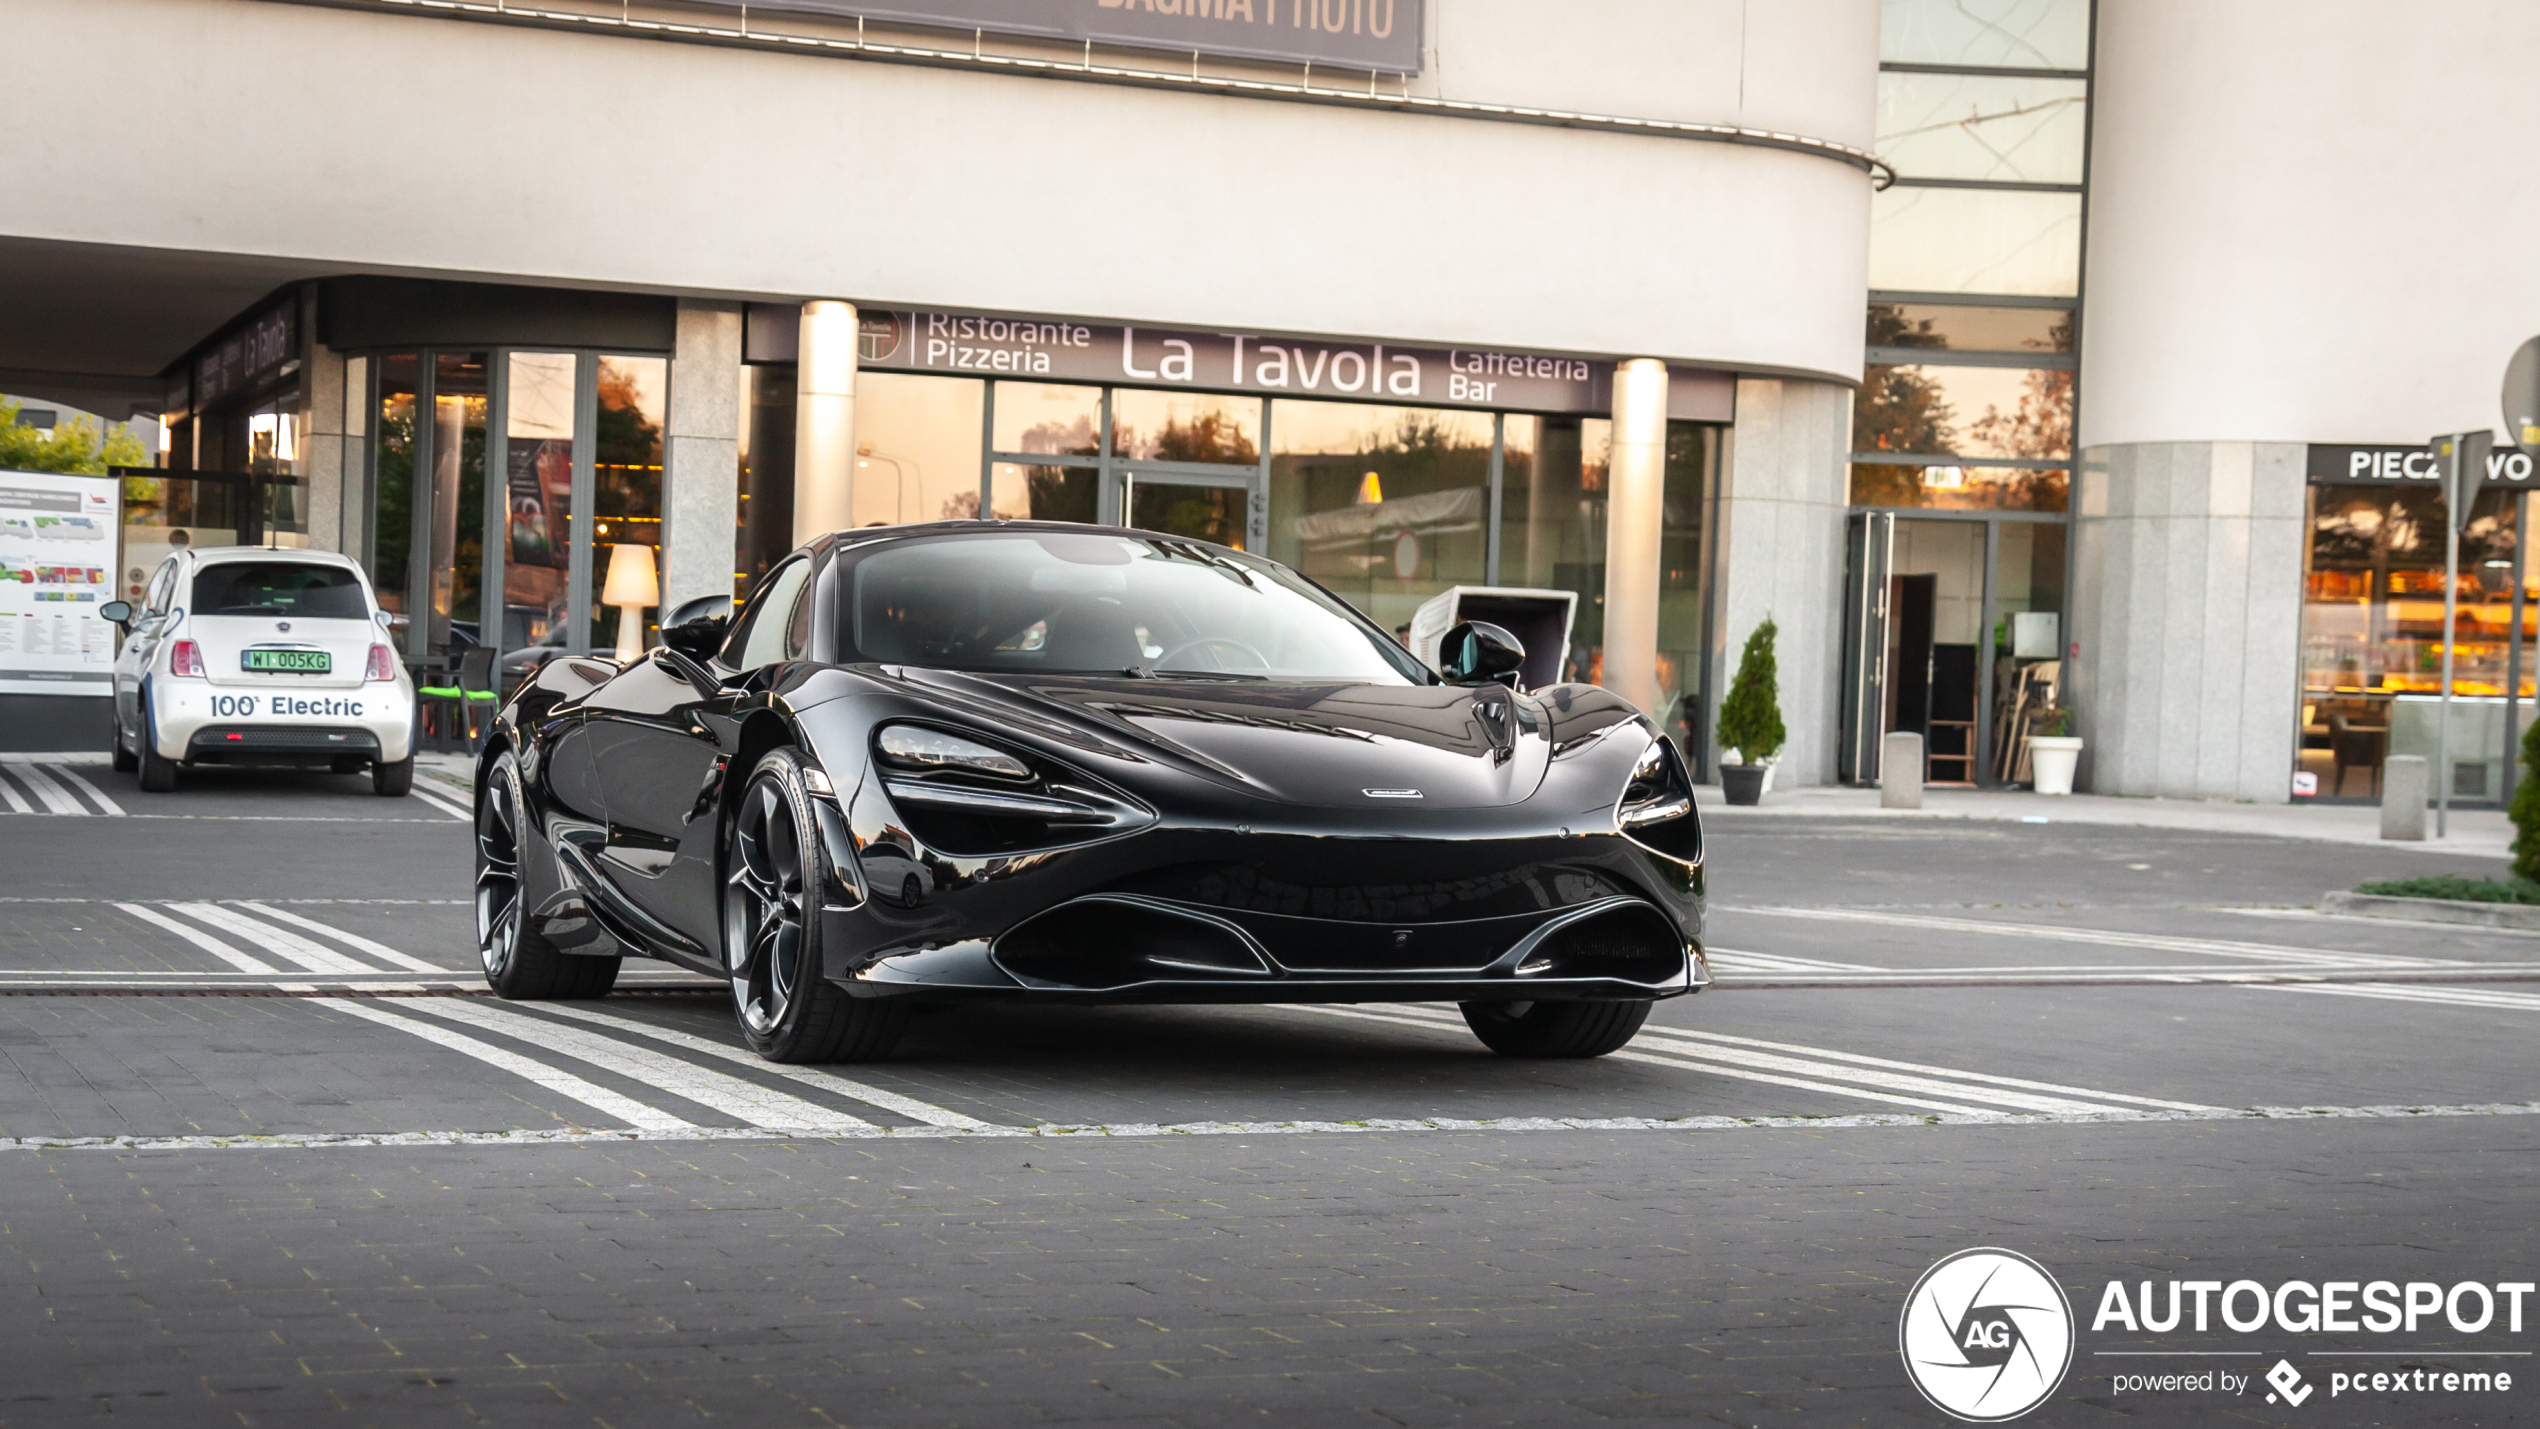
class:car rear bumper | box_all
[149,677,413,763]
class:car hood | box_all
[881,669,1558,810]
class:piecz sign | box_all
[2306,443,2535,486]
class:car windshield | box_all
[190,562,369,619]
[845,531,1427,683]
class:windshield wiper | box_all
[1150,668,1270,681]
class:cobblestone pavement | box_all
[0,762,2533,1426]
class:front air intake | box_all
[1512,901,1687,986]
[992,896,1272,991]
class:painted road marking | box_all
[1721,906,2452,969]
[1706,947,1882,973]
[41,763,124,817]
[316,997,695,1132]
[2258,982,2540,1013]
[0,762,86,815]
[5,1099,2536,1153]
[392,998,877,1132]
[164,903,375,976]
[406,784,472,821]
[521,1002,987,1128]
[229,900,446,973]
[112,902,282,976]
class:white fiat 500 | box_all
[102,547,417,795]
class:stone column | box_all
[793,301,858,544]
[2068,441,2304,799]
[1600,359,1670,714]
[1710,378,1852,786]
[663,301,744,611]
[298,285,350,555]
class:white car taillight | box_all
[169,640,206,678]
[366,644,398,682]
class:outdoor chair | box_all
[418,647,499,756]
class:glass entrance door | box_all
[1124,474,1250,548]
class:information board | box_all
[0,470,121,696]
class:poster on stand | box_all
[0,469,121,696]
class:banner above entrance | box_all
[2307,442,2535,487]
[716,0,1421,73]
[747,305,1736,422]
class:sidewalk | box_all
[1696,781,2517,859]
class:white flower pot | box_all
[2029,736,2083,796]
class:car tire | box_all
[373,756,414,797]
[724,747,911,1064]
[477,750,620,1000]
[136,700,177,793]
[110,720,138,773]
[1459,999,1653,1058]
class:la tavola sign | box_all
[849,309,1735,421]
[709,0,1421,72]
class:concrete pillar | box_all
[2068,441,2305,800]
[664,301,743,611]
[299,283,350,555]
[2381,755,2428,840]
[793,300,858,545]
[1882,731,1925,809]
[1600,359,1669,714]
[1712,378,1852,786]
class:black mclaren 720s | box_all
[473,522,1708,1062]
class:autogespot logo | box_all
[1901,1249,2077,1421]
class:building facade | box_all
[6,0,2539,805]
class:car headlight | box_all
[1616,737,1700,862]
[876,724,1033,781]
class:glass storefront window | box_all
[1868,302,2071,356]
[853,372,984,525]
[372,355,418,621]
[992,382,1102,457]
[1878,0,2090,70]
[1658,424,1718,762]
[1849,461,2068,512]
[2299,485,2525,799]
[1498,415,1611,680]
[503,352,576,650]
[430,353,488,652]
[1854,363,2071,461]
[990,462,1099,523]
[1876,71,2089,185]
[1267,401,1493,636]
[1126,481,1247,549]
[588,355,666,653]
[1868,186,2082,297]
[1112,389,1260,465]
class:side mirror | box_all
[660,593,733,662]
[97,600,133,626]
[1439,620,1526,688]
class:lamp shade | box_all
[601,542,659,607]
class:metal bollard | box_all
[2381,755,2428,841]
[1881,731,1924,810]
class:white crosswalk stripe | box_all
[230,901,446,973]
[1722,905,2447,969]
[407,784,472,821]
[317,998,695,1131]
[392,998,877,1131]
[164,903,375,976]
[42,763,124,816]
[113,902,283,976]
[1,761,84,815]
[1705,946,1881,973]
[524,1002,986,1127]
[1301,1003,2211,1117]
[2258,982,2540,1013]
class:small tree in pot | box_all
[1717,618,1786,806]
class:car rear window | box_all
[190,562,369,619]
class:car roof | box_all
[181,546,365,571]
[814,520,1248,560]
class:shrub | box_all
[2513,715,2540,881]
[1717,618,1785,765]
[2354,874,2540,905]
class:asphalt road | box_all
[0,755,2533,1427]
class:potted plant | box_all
[2029,705,2083,796]
[1716,618,1785,806]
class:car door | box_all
[582,648,737,958]
[118,557,180,742]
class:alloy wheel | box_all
[477,770,524,979]
[726,777,807,1037]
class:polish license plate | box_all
[243,648,330,674]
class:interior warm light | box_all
[1356,472,1383,505]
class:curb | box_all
[2320,890,2540,931]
